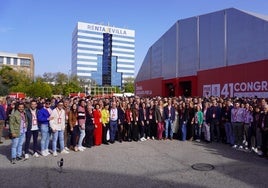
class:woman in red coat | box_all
[93,103,102,146]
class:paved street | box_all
[0,138,267,188]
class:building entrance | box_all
[179,81,192,97]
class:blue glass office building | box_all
[72,22,135,87]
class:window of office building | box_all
[20,58,31,67]
[6,57,11,65]
[13,58,18,65]
[0,57,3,64]
[102,33,112,86]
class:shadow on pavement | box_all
[0,166,207,188]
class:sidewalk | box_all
[0,138,267,188]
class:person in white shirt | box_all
[24,100,39,159]
[50,100,69,156]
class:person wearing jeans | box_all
[9,102,27,164]
[109,102,118,143]
[50,100,69,156]
[24,100,39,159]
[231,101,245,149]
[222,100,234,145]
[77,99,86,151]
[194,105,203,142]
[202,102,210,142]
[37,99,52,156]
[164,99,176,140]
[178,103,189,141]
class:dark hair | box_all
[71,103,77,111]
[45,99,51,103]
[57,100,64,105]
[78,99,85,105]
[30,99,37,104]
[15,102,24,110]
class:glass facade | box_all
[102,33,112,86]
[0,57,3,64]
[13,58,18,65]
[20,58,31,67]
[72,22,135,87]
[6,57,11,65]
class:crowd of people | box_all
[0,94,267,164]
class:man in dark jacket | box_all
[164,98,176,140]
[24,100,39,159]
[207,99,222,142]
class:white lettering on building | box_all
[203,81,268,98]
[135,85,152,96]
[87,24,127,35]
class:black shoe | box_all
[110,140,115,144]
[104,142,109,145]
[16,156,23,161]
[11,158,16,164]
[0,141,3,144]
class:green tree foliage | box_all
[0,66,32,95]
[0,79,9,96]
[0,66,120,98]
[42,72,55,83]
[42,72,83,96]
[123,77,135,93]
[27,80,52,98]
[0,66,20,88]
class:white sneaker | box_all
[41,151,48,157]
[140,137,145,141]
[25,154,29,159]
[147,137,150,140]
[81,146,86,150]
[232,145,237,149]
[45,150,50,155]
[238,145,243,149]
[257,150,263,156]
[64,147,70,151]
[252,147,258,153]
[33,152,40,158]
[53,152,57,157]
[78,147,84,152]
[61,149,69,154]
[152,136,155,140]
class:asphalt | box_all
[0,137,267,188]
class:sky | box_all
[1,0,268,77]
